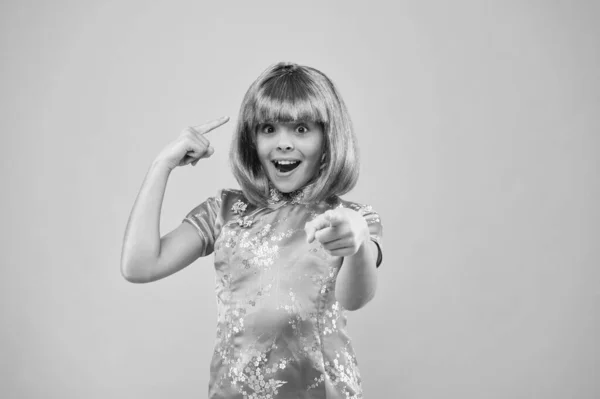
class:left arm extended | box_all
[305,208,379,311]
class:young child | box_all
[121,62,383,399]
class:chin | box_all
[272,181,301,193]
[269,176,311,193]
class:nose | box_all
[276,131,294,151]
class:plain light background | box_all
[1,1,598,398]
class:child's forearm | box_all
[120,159,172,279]
[335,239,379,311]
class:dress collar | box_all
[267,184,312,206]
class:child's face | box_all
[256,121,324,193]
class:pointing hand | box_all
[304,208,370,257]
[155,116,230,171]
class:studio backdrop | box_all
[1,1,598,398]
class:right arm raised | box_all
[120,161,205,283]
[120,117,229,283]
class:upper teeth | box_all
[275,160,299,164]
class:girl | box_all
[121,62,383,399]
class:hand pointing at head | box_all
[305,208,370,257]
[154,116,230,171]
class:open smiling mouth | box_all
[272,160,301,174]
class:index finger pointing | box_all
[190,116,230,135]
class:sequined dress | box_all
[182,188,383,399]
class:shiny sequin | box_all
[232,200,248,215]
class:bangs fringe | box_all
[245,73,329,128]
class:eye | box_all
[260,124,275,134]
[296,125,309,134]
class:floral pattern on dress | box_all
[182,188,383,399]
[325,348,362,399]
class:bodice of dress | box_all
[183,188,382,399]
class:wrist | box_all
[151,158,175,173]
[359,238,378,267]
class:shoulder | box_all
[218,188,245,202]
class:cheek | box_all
[255,139,269,162]
[306,147,324,174]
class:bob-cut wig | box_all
[230,62,359,206]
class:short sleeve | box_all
[182,189,225,257]
[341,202,383,268]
